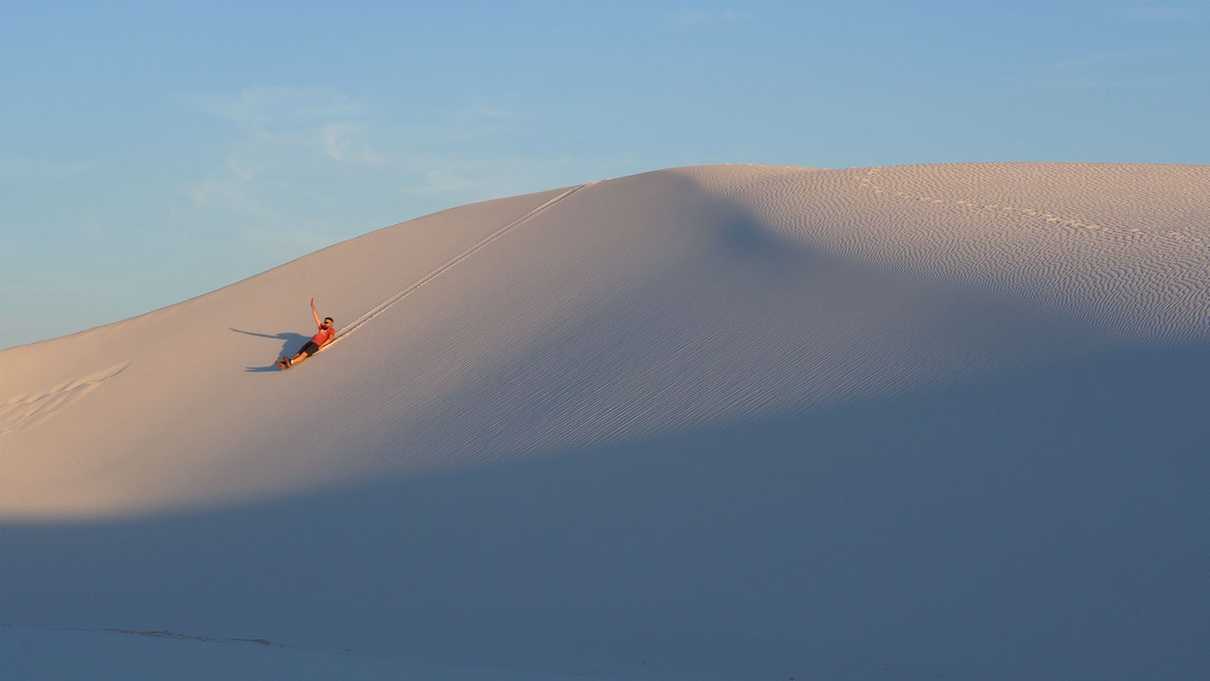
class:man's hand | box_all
[310,297,321,327]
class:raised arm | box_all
[310,297,322,328]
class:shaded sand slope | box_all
[2,164,1209,679]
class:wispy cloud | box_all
[406,167,476,196]
[398,156,577,198]
[1110,3,1201,22]
[188,166,267,216]
[0,155,95,180]
[188,86,386,165]
[669,7,750,28]
[1037,47,1193,91]
[180,85,626,252]
[183,86,389,229]
[188,87,365,131]
[455,102,515,122]
[321,123,385,165]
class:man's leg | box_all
[287,351,312,367]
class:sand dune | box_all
[2,163,1208,679]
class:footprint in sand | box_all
[857,167,1198,245]
[0,362,130,437]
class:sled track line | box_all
[320,183,589,352]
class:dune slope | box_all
[2,163,1209,679]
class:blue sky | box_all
[2,1,1207,349]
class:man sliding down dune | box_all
[277,298,337,370]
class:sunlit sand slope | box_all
[2,164,1208,680]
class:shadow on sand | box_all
[1,342,1207,680]
[231,328,310,372]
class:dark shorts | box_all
[298,340,320,357]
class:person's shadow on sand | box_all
[231,328,311,372]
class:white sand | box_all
[2,163,1208,679]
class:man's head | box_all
[322,317,334,328]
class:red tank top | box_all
[312,326,335,345]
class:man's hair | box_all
[324,317,335,324]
